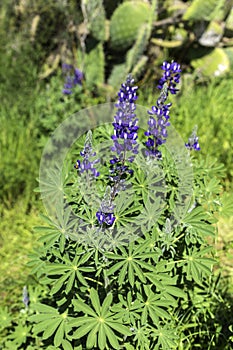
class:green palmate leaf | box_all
[106,321,132,336]
[65,270,76,293]
[86,323,99,348]
[34,319,60,338]
[0,307,12,330]
[181,206,215,237]
[104,324,120,349]
[204,176,222,196]
[33,303,59,314]
[36,226,62,246]
[152,324,178,349]
[133,261,147,284]
[181,248,215,284]
[98,324,107,349]
[102,293,113,316]
[132,322,151,350]
[131,160,165,202]
[72,289,132,349]
[35,208,75,249]
[114,192,143,227]
[54,321,65,347]
[27,250,47,276]
[90,288,101,315]
[135,197,164,233]
[30,303,72,347]
[146,273,186,300]
[107,260,125,275]
[62,339,73,350]
[45,250,94,294]
[50,272,70,295]
[164,286,186,299]
[118,263,128,285]
[137,286,173,325]
[73,300,97,317]
[112,292,142,324]
[105,244,156,286]
[73,320,97,339]
[8,324,32,346]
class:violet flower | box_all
[185,125,201,151]
[158,61,181,95]
[22,286,29,308]
[75,130,100,178]
[62,63,83,95]
[111,74,139,163]
[96,186,115,226]
[145,61,181,158]
[110,74,139,187]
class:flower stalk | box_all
[145,61,181,158]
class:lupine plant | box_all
[1,61,230,350]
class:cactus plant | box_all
[109,1,151,51]
[191,48,230,78]
[82,0,107,42]
[126,23,151,72]
[198,21,224,47]
[183,0,225,21]
[77,42,105,89]
[226,7,233,32]
[108,0,157,88]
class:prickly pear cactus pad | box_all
[110,1,151,51]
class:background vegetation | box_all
[0,0,233,348]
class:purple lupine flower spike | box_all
[62,63,83,95]
[111,74,139,164]
[22,286,29,308]
[145,61,181,158]
[110,74,139,190]
[110,75,139,196]
[96,186,116,226]
[73,68,83,86]
[96,74,139,226]
[158,61,181,94]
[75,130,100,178]
[185,125,201,151]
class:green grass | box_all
[217,217,233,289]
[0,108,40,209]
[0,201,43,309]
